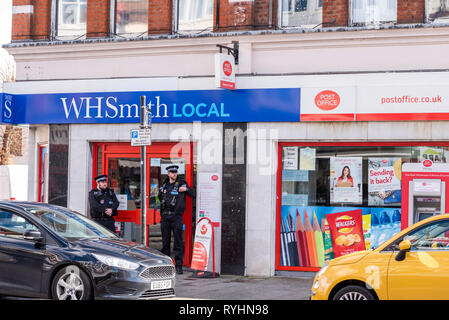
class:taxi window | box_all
[389,220,449,251]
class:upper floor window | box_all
[115,0,148,37]
[351,0,397,26]
[177,0,214,32]
[280,0,322,28]
[427,0,449,24]
[57,0,87,38]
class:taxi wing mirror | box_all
[395,240,411,262]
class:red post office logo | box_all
[422,159,433,168]
[211,175,219,181]
[223,61,233,77]
[315,90,340,111]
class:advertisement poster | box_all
[191,218,213,272]
[414,147,445,163]
[368,158,402,206]
[330,157,362,204]
[279,206,401,268]
[197,172,221,222]
[300,148,316,171]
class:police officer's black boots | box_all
[176,265,183,275]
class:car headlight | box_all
[92,253,140,270]
[316,264,328,278]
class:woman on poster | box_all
[336,166,354,188]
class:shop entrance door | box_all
[93,142,193,266]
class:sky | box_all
[0,0,12,45]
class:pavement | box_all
[168,268,315,300]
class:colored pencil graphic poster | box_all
[330,157,362,204]
[368,158,402,206]
[279,206,402,267]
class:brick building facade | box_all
[4,1,449,278]
[10,0,443,41]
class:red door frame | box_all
[37,144,48,202]
[92,142,194,266]
[276,141,449,272]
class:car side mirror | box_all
[395,240,411,262]
[24,230,45,244]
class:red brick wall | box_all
[254,0,276,29]
[12,0,33,41]
[87,0,110,38]
[323,0,349,27]
[148,0,172,34]
[32,0,51,40]
[397,0,425,24]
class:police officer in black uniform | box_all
[158,165,195,274]
[88,174,120,233]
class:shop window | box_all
[350,0,397,26]
[115,0,148,37]
[57,0,87,38]
[177,0,213,32]
[280,0,322,28]
[427,0,449,24]
[277,144,449,270]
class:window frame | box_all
[111,0,149,38]
[349,0,397,27]
[276,141,449,272]
[384,218,449,252]
[175,0,214,33]
[425,0,449,24]
[53,0,88,39]
[0,209,40,241]
[278,0,323,29]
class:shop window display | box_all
[278,144,449,270]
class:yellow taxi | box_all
[311,214,449,300]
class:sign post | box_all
[134,96,152,246]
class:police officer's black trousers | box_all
[94,218,116,233]
[160,214,184,266]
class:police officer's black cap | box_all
[95,174,108,182]
[166,165,179,173]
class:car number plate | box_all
[151,280,171,290]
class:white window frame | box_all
[278,0,323,29]
[55,0,87,38]
[425,0,449,24]
[112,0,149,38]
[176,0,214,33]
[349,0,397,27]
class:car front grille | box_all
[140,265,175,280]
[139,288,175,300]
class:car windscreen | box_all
[24,206,116,240]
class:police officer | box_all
[88,174,119,233]
[158,165,195,274]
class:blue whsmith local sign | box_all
[0,88,301,124]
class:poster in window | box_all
[368,157,402,206]
[414,147,445,163]
[330,157,362,204]
[282,147,298,170]
[300,147,316,171]
[279,206,401,268]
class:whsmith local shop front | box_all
[2,71,449,276]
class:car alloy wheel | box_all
[52,266,92,300]
[333,285,375,300]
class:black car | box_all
[0,201,176,300]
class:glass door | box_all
[107,156,141,242]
